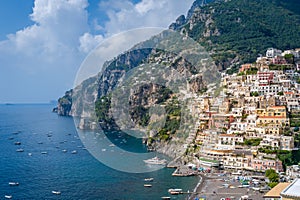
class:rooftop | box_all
[281,179,300,199]
[263,183,290,198]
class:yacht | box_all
[144,178,154,182]
[8,182,19,186]
[143,156,167,165]
[144,184,152,187]
[52,191,61,195]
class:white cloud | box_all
[79,32,104,53]
[0,0,90,102]
[98,0,194,36]
[0,0,88,68]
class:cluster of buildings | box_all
[190,48,300,172]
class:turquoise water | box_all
[0,104,198,199]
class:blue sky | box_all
[0,0,194,103]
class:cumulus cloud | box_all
[0,0,90,102]
[79,32,104,53]
[99,0,194,36]
[0,0,88,62]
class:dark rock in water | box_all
[57,90,72,116]
[52,107,58,113]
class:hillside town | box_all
[183,48,300,199]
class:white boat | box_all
[52,191,61,195]
[8,182,19,186]
[161,197,171,200]
[4,195,12,199]
[168,188,183,195]
[144,178,154,182]
[144,184,152,187]
[143,156,167,165]
[16,149,24,152]
[41,151,48,154]
[71,150,77,154]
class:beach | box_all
[189,173,265,200]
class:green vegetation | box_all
[95,95,113,125]
[250,91,259,97]
[186,0,300,67]
[277,91,284,96]
[244,138,262,146]
[269,64,294,71]
[290,112,300,127]
[156,98,181,141]
[265,169,279,188]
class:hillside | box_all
[170,0,300,71]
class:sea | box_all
[0,104,199,200]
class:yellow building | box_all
[256,106,289,127]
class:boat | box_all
[16,149,24,152]
[144,178,154,182]
[14,141,21,145]
[41,151,48,154]
[52,191,61,195]
[143,156,167,165]
[161,197,171,200]
[168,188,183,195]
[28,153,32,156]
[144,184,152,187]
[9,182,19,186]
[62,149,67,153]
[71,150,77,154]
[4,195,12,199]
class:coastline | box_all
[189,174,205,200]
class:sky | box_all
[0,0,194,103]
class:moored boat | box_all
[9,182,19,186]
[52,191,61,195]
[16,149,24,152]
[168,188,183,195]
[143,156,167,165]
[144,178,154,182]
[4,195,12,199]
[144,184,152,187]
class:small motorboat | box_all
[41,151,48,154]
[161,197,171,200]
[144,184,152,187]
[9,182,19,186]
[168,188,183,195]
[71,150,77,154]
[52,191,61,195]
[14,141,21,145]
[144,178,154,182]
[16,149,24,152]
[4,195,12,199]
